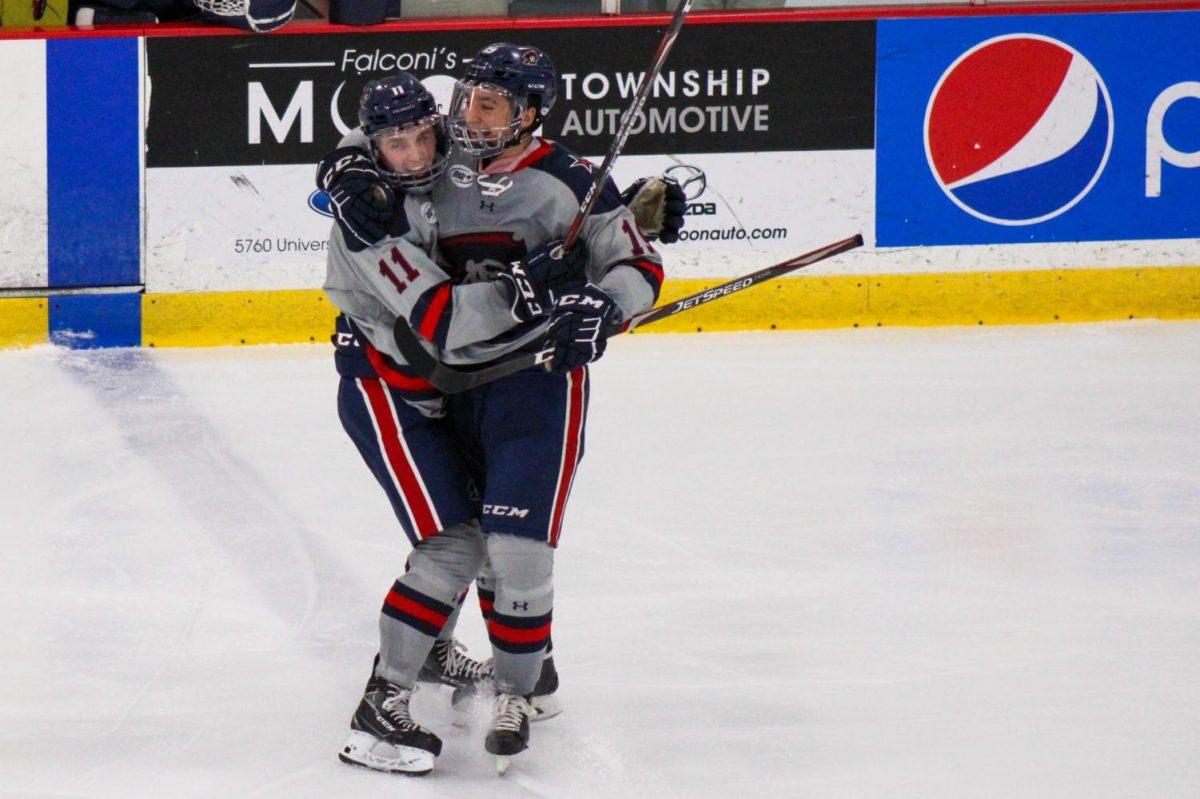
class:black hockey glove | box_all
[498,239,588,323]
[316,146,396,251]
[543,284,618,372]
[620,176,686,244]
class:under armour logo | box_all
[480,200,495,212]
[512,601,528,611]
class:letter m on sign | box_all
[248,81,314,144]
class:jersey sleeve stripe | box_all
[618,257,665,300]
[414,282,454,348]
[631,258,664,286]
[365,341,440,397]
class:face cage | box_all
[447,81,530,158]
[191,0,294,33]
[368,119,450,195]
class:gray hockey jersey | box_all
[322,136,664,376]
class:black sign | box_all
[146,21,874,167]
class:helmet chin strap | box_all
[512,101,547,146]
[486,107,542,161]
[522,110,545,139]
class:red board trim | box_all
[3,3,1200,42]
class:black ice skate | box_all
[418,638,493,688]
[485,693,533,776]
[530,650,561,721]
[450,648,562,721]
[338,676,442,776]
[451,652,561,719]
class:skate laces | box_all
[492,693,532,733]
[439,639,494,682]
[378,685,418,728]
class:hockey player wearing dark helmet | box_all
[447,43,558,158]
[317,72,450,250]
[359,73,450,194]
[319,53,685,780]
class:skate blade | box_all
[531,693,562,722]
[338,730,434,776]
[495,755,511,776]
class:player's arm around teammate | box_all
[323,73,504,778]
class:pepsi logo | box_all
[924,34,1114,226]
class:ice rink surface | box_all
[2,323,1198,798]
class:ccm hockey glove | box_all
[317,147,396,251]
[620,176,686,244]
[498,239,588,323]
[543,284,619,371]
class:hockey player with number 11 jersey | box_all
[321,44,674,776]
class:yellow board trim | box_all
[5,266,1197,351]
[643,265,1200,333]
[142,289,339,348]
[140,266,1200,347]
[0,298,49,348]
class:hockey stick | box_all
[393,233,864,394]
[561,0,694,252]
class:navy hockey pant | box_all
[337,366,589,547]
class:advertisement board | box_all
[143,21,876,291]
[876,11,1200,247]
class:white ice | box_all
[1,323,1198,798]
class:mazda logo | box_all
[664,164,706,201]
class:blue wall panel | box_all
[49,294,142,349]
[46,38,140,288]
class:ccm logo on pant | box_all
[483,504,530,518]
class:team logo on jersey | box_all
[449,164,477,188]
[477,175,515,197]
[308,190,334,217]
[440,231,525,284]
[924,34,1113,226]
[420,202,437,224]
[568,155,598,174]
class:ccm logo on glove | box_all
[553,293,609,311]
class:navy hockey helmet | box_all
[448,43,558,157]
[358,73,449,194]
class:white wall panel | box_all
[0,40,48,289]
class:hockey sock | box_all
[376,522,485,686]
[485,534,554,696]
